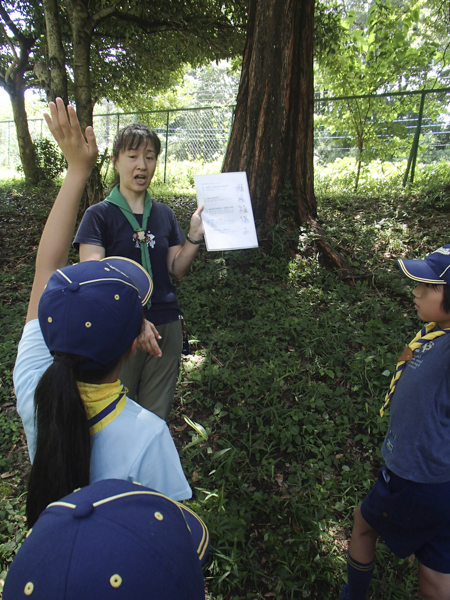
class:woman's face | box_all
[113,141,157,198]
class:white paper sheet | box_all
[194,172,259,251]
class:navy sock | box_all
[346,552,375,600]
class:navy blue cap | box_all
[38,257,152,369]
[397,245,450,285]
[3,479,209,600]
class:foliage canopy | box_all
[315,0,449,190]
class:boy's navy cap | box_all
[397,245,450,285]
[2,479,210,600]
[38,257,152,369]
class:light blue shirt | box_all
[13,320,192,501]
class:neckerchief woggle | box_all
[77,380,127,435]
[380,322,450,416]
[105,184,153,308]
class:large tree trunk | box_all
[223,0,316,227]
[0,1,40,183]
[10,74,40,184]
[66,0,93,129]
[40,0,101,204]
[43,0,69,103]
[66,0,102,205]
[223,0,349,273]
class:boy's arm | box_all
[26,98,98,323]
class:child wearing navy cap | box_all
[3,479,210,600]
[13,99,192,528]
[340,246,450,599]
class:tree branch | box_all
[0,20,18,60]
[0,0,34,48]
[95,9,242,36]
[91,0,127,28]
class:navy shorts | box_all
[361,466,450,573]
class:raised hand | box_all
[44,98,98,176]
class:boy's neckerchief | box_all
[105,184,152,307]
[77,379,128,435]
[380,322,450,416]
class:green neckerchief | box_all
[105,184,153,307]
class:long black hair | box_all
[26,351,128,527]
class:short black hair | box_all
[112,124,161,160]
[443,285,450,313]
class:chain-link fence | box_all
[2,89,450,184]
[314,88,450,184]
[0,117,47,170]
[0,106,235,183]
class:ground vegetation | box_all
[1,164,450,597]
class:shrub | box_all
[28,139,67,181]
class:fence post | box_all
[164,110,170,184]
[403,91,426,187]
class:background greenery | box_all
[1,162,450,598]
[3,0,450,189]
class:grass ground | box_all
[1,171,450,598]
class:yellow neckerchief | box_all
[380,322,450,416]
[77,380,127,435]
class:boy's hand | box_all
[43,97,98,176]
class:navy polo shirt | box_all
[74,199,185,325]
[382,331,450,483]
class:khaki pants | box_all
[119,319,182,421]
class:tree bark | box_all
[10,75,41,184]
[0,0,40,183]
[223,0,316,227]
[65,0,102,205]
[223,0,350,273]
[65,0,93,128]
[42,0,69,103]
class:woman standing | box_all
[74,124,204,420]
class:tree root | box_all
[307,217,355,284]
